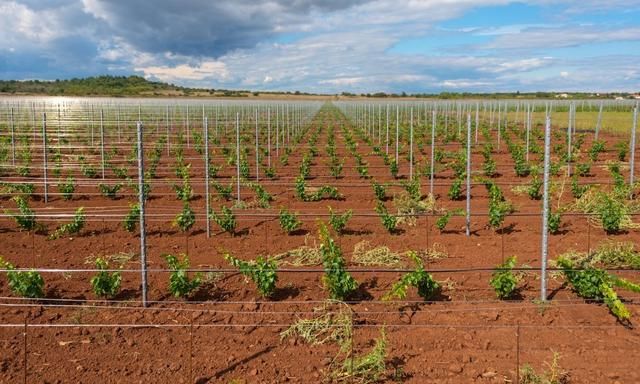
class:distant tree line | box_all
[1,75,636,99]
[341,91,640,99]
[0,75,250,97]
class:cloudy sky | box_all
[1,0,639,93]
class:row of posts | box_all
[7,101,639,305]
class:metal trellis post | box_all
[630,105,638,188]
[136,121,148,307]
[430,110,436,195]
[204,117,210,238]
[100,109,105,179]
[540,116,552,301]
[409,108,414,180]
[466,113,471,236]
[236,112,241,203]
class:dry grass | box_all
[84,251,135,266]
[556,241,640,269]
[352,241,404,267]
[417,242,448,261]
[352,241,448,267]
[273,235,322,266]
[394,192,440,226]
[573,188,640,230]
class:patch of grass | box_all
[352,241,403,267]
[520,352,570,384]
[273,236,322,266]
[393,191,438,227]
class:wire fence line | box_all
[0,266,638,274]
[0,322,632,329]
[1,98,639,384]
[1,97,639,306]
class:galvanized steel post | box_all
[136,121,148,307]
[466,113,472,236]
[540,116,552,301]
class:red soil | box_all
[0,104,638,383]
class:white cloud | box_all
[3,0,640,92]
[135,61,230,83]
[482,26,640,50]
[482,57,554,73]
[440,79,493,88]
[319,77,366,86]
[0,1,62,44]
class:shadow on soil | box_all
[269,286,300,301]
[341,228,373,236]
[288,228,310,236]
[201,346,275,382]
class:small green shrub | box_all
[548,211,561,234]
[210,205,236,234]
[264,167,277,179]
[225,253,278,297]
[490,256,520,299]
[319,223,358,300]
[488,200,513,230]
[98,183,122,200]
[239,156,250,179]
[402,178,421,200]
[615,142,628,161]
[173,203,196,232]
[0,257,44,298]
[329,158,343,179]
[570,176,589,199]
[279,208,302,234]
[375,201,398,233]
[328,207,352,234]
[128,177,151,201]
[389,160,398,178]
[173,179,193,202]
[295,176,307,200]
[557,256,639,322]
[357,164,370,179]
[90,258,121,298]
[527,176,542,200]
[436,211,452,232]
[576,162,591,177]
[598,194,624,234]
[58,177,75,200]
[299,154,312,178]
[372,182,386,201]
[212,181,233,200]
[0,182,34,197]
[123,203,140,232]
[383,251,439,300]
[447,178,463,201]
[48,207,85,240]
[6,196,37,231]
[80,160,97,178]
[163,253,201,298]
[296,176,341,202]
[608,162,626,191]
[588,140,605,162]
[249,183,273,208]
[483,158,497,177]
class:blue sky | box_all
[1,0,639,93]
